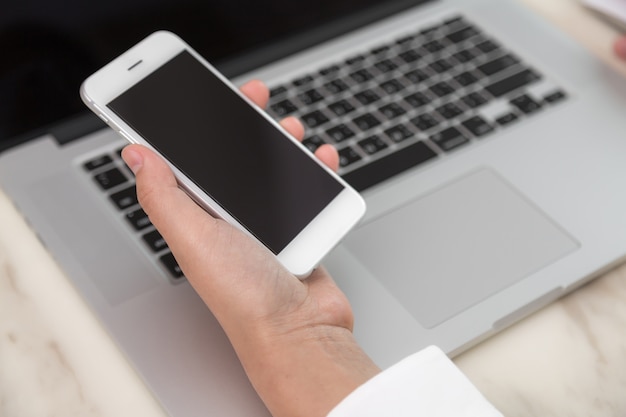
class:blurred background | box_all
[0,0,408,145]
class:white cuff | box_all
[327,346,502,417]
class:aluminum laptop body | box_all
[2,0,626,415]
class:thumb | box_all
[121,144,293,323]
[121,144,215,251]
[121,144,231,291]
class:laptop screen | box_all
[0,0,430,144]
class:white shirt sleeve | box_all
[327,346,502,417]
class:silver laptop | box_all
[3,0,626,415]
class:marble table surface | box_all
[2,0,626,415]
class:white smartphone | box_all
[80,31,365,278]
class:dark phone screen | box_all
[108,50,343,253]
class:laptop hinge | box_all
[0,112,106,153]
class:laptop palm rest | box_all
[29,172,159,305]
[344,169,579,328]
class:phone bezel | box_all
[80,31,366,277]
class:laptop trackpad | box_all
[344,169,578,328]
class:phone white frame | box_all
[80,31,366,277]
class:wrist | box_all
[240,325,381,417]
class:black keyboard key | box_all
[496,112,519,126]
[342,141,437,191]
[411,113,440,131]
[461,92,489,108]
[380,79,405,95]
[374,59,398,73]
[544,90,567,104]
[511,94,542,114]
[126,208,152,231]
[444,16,465,27]
[324,79,350,94]
[298,88,325,105]
[485,69,541,97]
[346,55,366,66]
[396,34,416,46]
[327,124,355,143]
[420,25,440,38]
[302,135,326,152]
[355,89,381,105]
[143,230,168,252]
[338,147,362,168]
[477,54,519,77]
[422,40,446,53]
[404,92,430,108]
[270,85,287,97]
[350,68,374,83]
[429,58,454,74]
[270,99,298,117]
[435,103,464,120]
[404,69,430,84]
[430,127,469,151]
[328,99,355,116]
[84,155,113,171]
[379,103,406,120]
[453,48,478,63]
[110,186,138,210]
[399,49,422,64]
[319,65,340,77]
[353,113,381,131]
[301,110,330,128]
[293,75,314,87]
[371,45,391,56]
[358,135,388,155]
[160,253,184,279]
[446,26,480,44]
[385,124,414,143]
[429,81,455,98]
[476,39,500,54]
[462,116,494,137]
[94,167,127,190]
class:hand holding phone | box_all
[80,31,366,277]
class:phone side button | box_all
[91,104,109,123]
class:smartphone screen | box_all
[107,50,344,254]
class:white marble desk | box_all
[2,0,626,415]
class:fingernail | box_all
[122,147,143,175]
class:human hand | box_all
[121,80,380,417]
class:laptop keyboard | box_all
[267,15,568,191]
[82,148,185,283]
[80,14,567,283]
